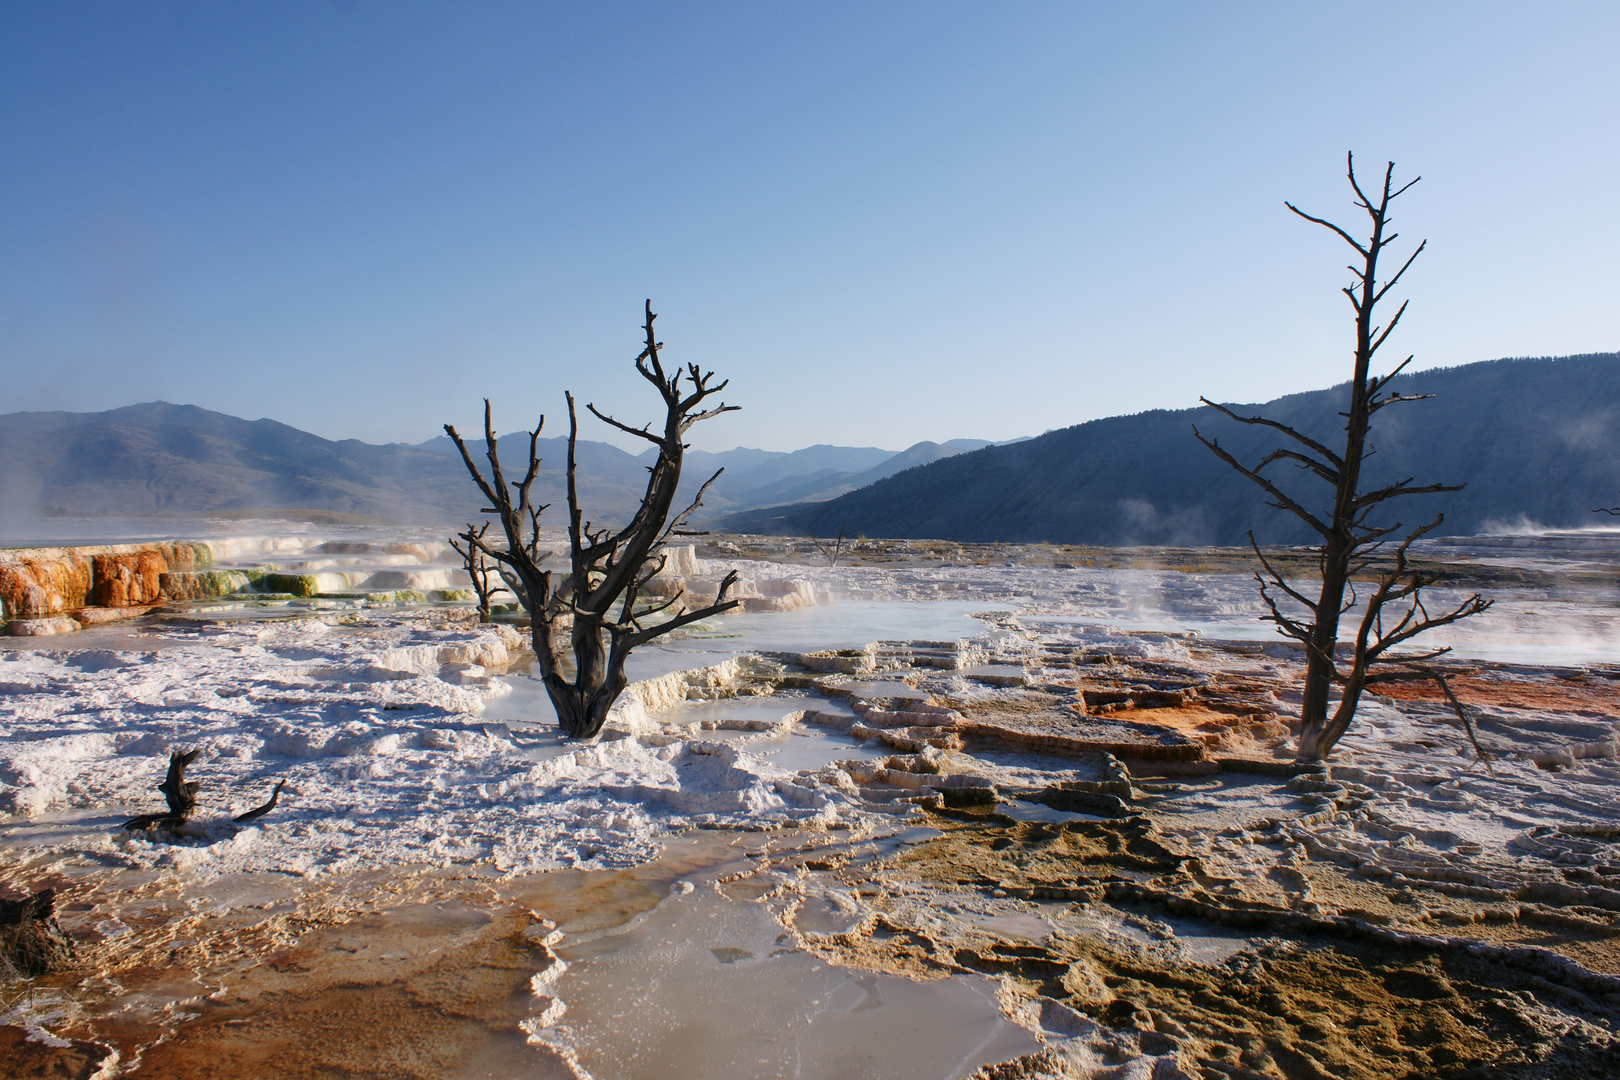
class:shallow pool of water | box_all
[0,621,207,651]
[555,878,1043,1080]
[620,600,997,683]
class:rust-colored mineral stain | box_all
[1373,672,1620,714]
[4,834,771,1079]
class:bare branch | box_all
[1249,534,1321,614]
[1346,152,1378,214]
[624,571,741,648]
[1286,201,1370,257]
[683,402,742,430]
[1366,299,1410,360]
[658,467,726,548]
[1372,240,1426,306]
[444,415,502,512]
[1193,427,1333,538]
[1255,576,1315,645]
[1389,173,1422,201]
[585,403,666,446]
[1199,398,1345,469]
[1254,446,1341,486]
[1368,355,1415,393]
[1353,477,1465,510]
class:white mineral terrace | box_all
[3,532,1619,1077]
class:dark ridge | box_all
[720,353,1620,545]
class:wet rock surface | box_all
[782,809,1620,1078]
[6,534,1620,1077]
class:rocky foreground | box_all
[3,536,1619,1078]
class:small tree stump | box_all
[0,888,75,978]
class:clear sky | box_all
[2,2,1616,453]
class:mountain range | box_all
[410,432,1008,518]
[3,352,1614,546]
[0,401,1009,535]
[720,352,1620,545]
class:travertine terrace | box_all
[3,531,1619,1078]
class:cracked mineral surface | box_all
[3,531,1620,1077]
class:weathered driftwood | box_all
[123,748,201,831]
[1194,153,1490,761]
[1366,667,1494,774]
[1432,671,1494,774]
[123,750,285,830]
[233,779,287,823]
[0,888,74,978]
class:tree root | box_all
[122,749,286,832]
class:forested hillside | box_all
[723,354,1620,544]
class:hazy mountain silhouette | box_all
[720,353,1620,544]
[7,354,1608,544]
[0,403,480,526]
[0,402,1005,532]
[413,434,907,517]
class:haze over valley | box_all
[6,351,1615,547]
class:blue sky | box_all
[2,2,1616,452]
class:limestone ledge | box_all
[0,541,210,622]
[643,544,830,614]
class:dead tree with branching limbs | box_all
[1194,154,1492,762]
[445,301,742,740]
[449,521,511,621]
[812,523,849,567]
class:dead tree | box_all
[812,523,849,566]
[446,301,742,740]
[1194,154,1491,761]
[449,521,511,620]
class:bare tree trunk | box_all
[446,301,742,740]
[450,521,510,621]
[1298,552,1346,748]
[1196,154,1491,762]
